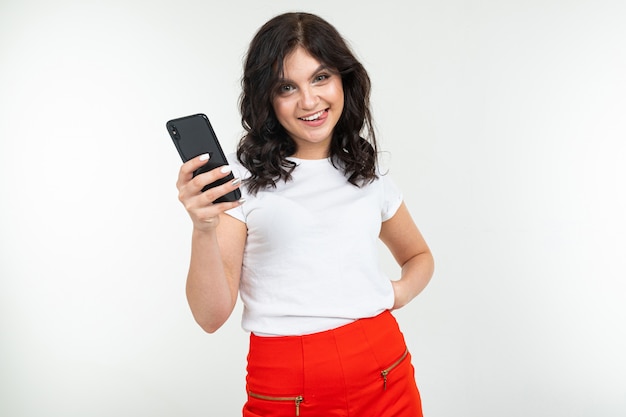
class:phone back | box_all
[167,114,227,164]
[166,113,241,203]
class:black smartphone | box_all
[166,113,241,203]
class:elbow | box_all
[424,251,435,284]
[186,287,237,334]
[190,302,234,334]
[199,322,222,334]
[194,313,228,334]
[427,251,435,276]
[419,245,435,274]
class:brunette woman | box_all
[176,12,434,416]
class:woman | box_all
[176,12,434,416]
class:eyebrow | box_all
[277,64,333,83]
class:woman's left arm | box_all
[379,202,435,310]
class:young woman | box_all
[176,12,434,416]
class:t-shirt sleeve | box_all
[380,174,403,221]
[223,153,248,223]
[224,203,246,223]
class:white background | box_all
[1,0,625,416]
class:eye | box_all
[278,83,295,94]
[314,74,330,83]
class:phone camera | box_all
[171,126,180,140]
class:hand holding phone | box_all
[166,113,242,203]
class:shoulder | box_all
[374,172,403,221]
[226,152,251,180]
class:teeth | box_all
[300,110,324,121]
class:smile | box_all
[299,109,327,121]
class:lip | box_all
[298,109,329,126]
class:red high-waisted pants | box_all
[243,310,423,416]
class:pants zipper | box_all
[248,391,304,416]
[380,348,409,390]
[248,348,408,413]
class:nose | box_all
[299,86,319,110]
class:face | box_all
[272,46,344,159]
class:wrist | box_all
[192,223,219,236]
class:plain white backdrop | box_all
[1,0,625,416]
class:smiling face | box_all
[272,46,344,159]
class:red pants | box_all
[243,311,422,417]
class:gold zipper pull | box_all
[295,396,303,416]
[380,348,408,391]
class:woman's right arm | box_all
[176,154,247,333]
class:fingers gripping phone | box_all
[166,113,242,203]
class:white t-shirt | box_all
[225,154,403,336]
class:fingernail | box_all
[199,153,210,161]
[238,197,246,204]
[220,165,232,173]
[231,177,241,186]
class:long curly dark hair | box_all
[237,12,378,194]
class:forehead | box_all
[281,46,324,78]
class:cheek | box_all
[272,99,292,122]
[330,82,345,107]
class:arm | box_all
[176,154,246,333]
[185,214,246,333]
[379,202,434,310]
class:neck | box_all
[292,146,330,160]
